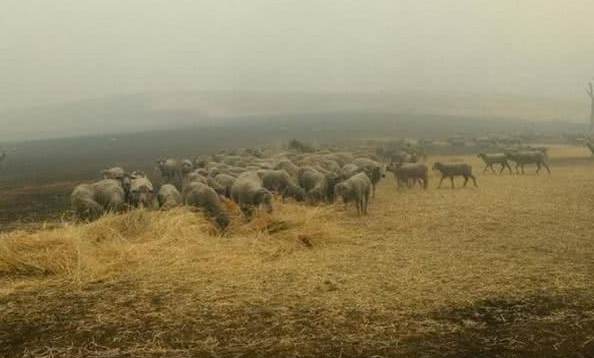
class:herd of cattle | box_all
[70,142,560,229]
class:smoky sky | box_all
[1,0,593,110]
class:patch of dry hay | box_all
[0,200,343,286]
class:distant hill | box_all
[0,91,587,141]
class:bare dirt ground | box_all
[1,145,594,357]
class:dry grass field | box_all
[1,145,593,357]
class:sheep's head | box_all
[289,185,306,202]
[256,189,273,213]
[477,153,486,159]
[215,213,230,229]
[131,170,146,178]
[431,162,443,171]
[334,182,347,198]
[387,162,403,173]
[181,160,194,176]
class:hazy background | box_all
[1,0,593,140]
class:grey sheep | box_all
[432,162,477,188]
[157,184,182,210]
[214,173,236,198]
[274,159,300,177]
[91,179,128,211]
[183,181,230,229]
[262,170,306,202]
[296,166,329,203]
[390,151,417,164]
[586,141,594,157]
[129,173,155,208]
[340,163,364,180]
[387,162,428,189]
[156,159,180,183]
[101,167,125,180]
[334,172,372,216]
[184,170,226,196]
[352,158,385,198]
[71,179,127,220]
[71,184,105,220]
[477,153,513,174]
[231,171,274,217]
[180,159,194,177]
[504,150,550,175]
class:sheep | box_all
[296,166,329,203]
[214,173,236,198]
[477,153,513,174]
[129,173,155,208]
[318,159,342,174]
[334,172,372,216]
[184,170,227,195]
[261,169,305,202]
[432,162,477,188]
[340,163,363,180]
[157,184,182,209]
[586,141,594,157]
[352,158,385,198]
[387,162,428,189]
[156,159,180,183]
[91,179,128,211]
[273,159,300,177]
[230,171,274,217]
[101,167,125,180]
[180,159,194,177]
[71,184,104,220]
[389,151,417,164]
[504,150,550,174]
[183,181,230,229]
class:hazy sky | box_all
[1,0,593,110]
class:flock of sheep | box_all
[70,142,554,229]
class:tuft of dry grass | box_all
[0,199,343,286]
[1,145,594,357]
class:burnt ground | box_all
[1,283,593,358]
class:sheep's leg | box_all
[437,177,445,189]
[356,200,361,216]
[498,163,505,174]
[363,195,369,215]
[450,177,455,189]
[407,178,413,189]
[489,164,496,174]
[536,162,541,174]
[515,163,520,174]
[463,176,469,187]
[520,164,525,175]
[471,175,478,187]
[542,161,551,174]
[506,162,513,174]
[482,165,489,174]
